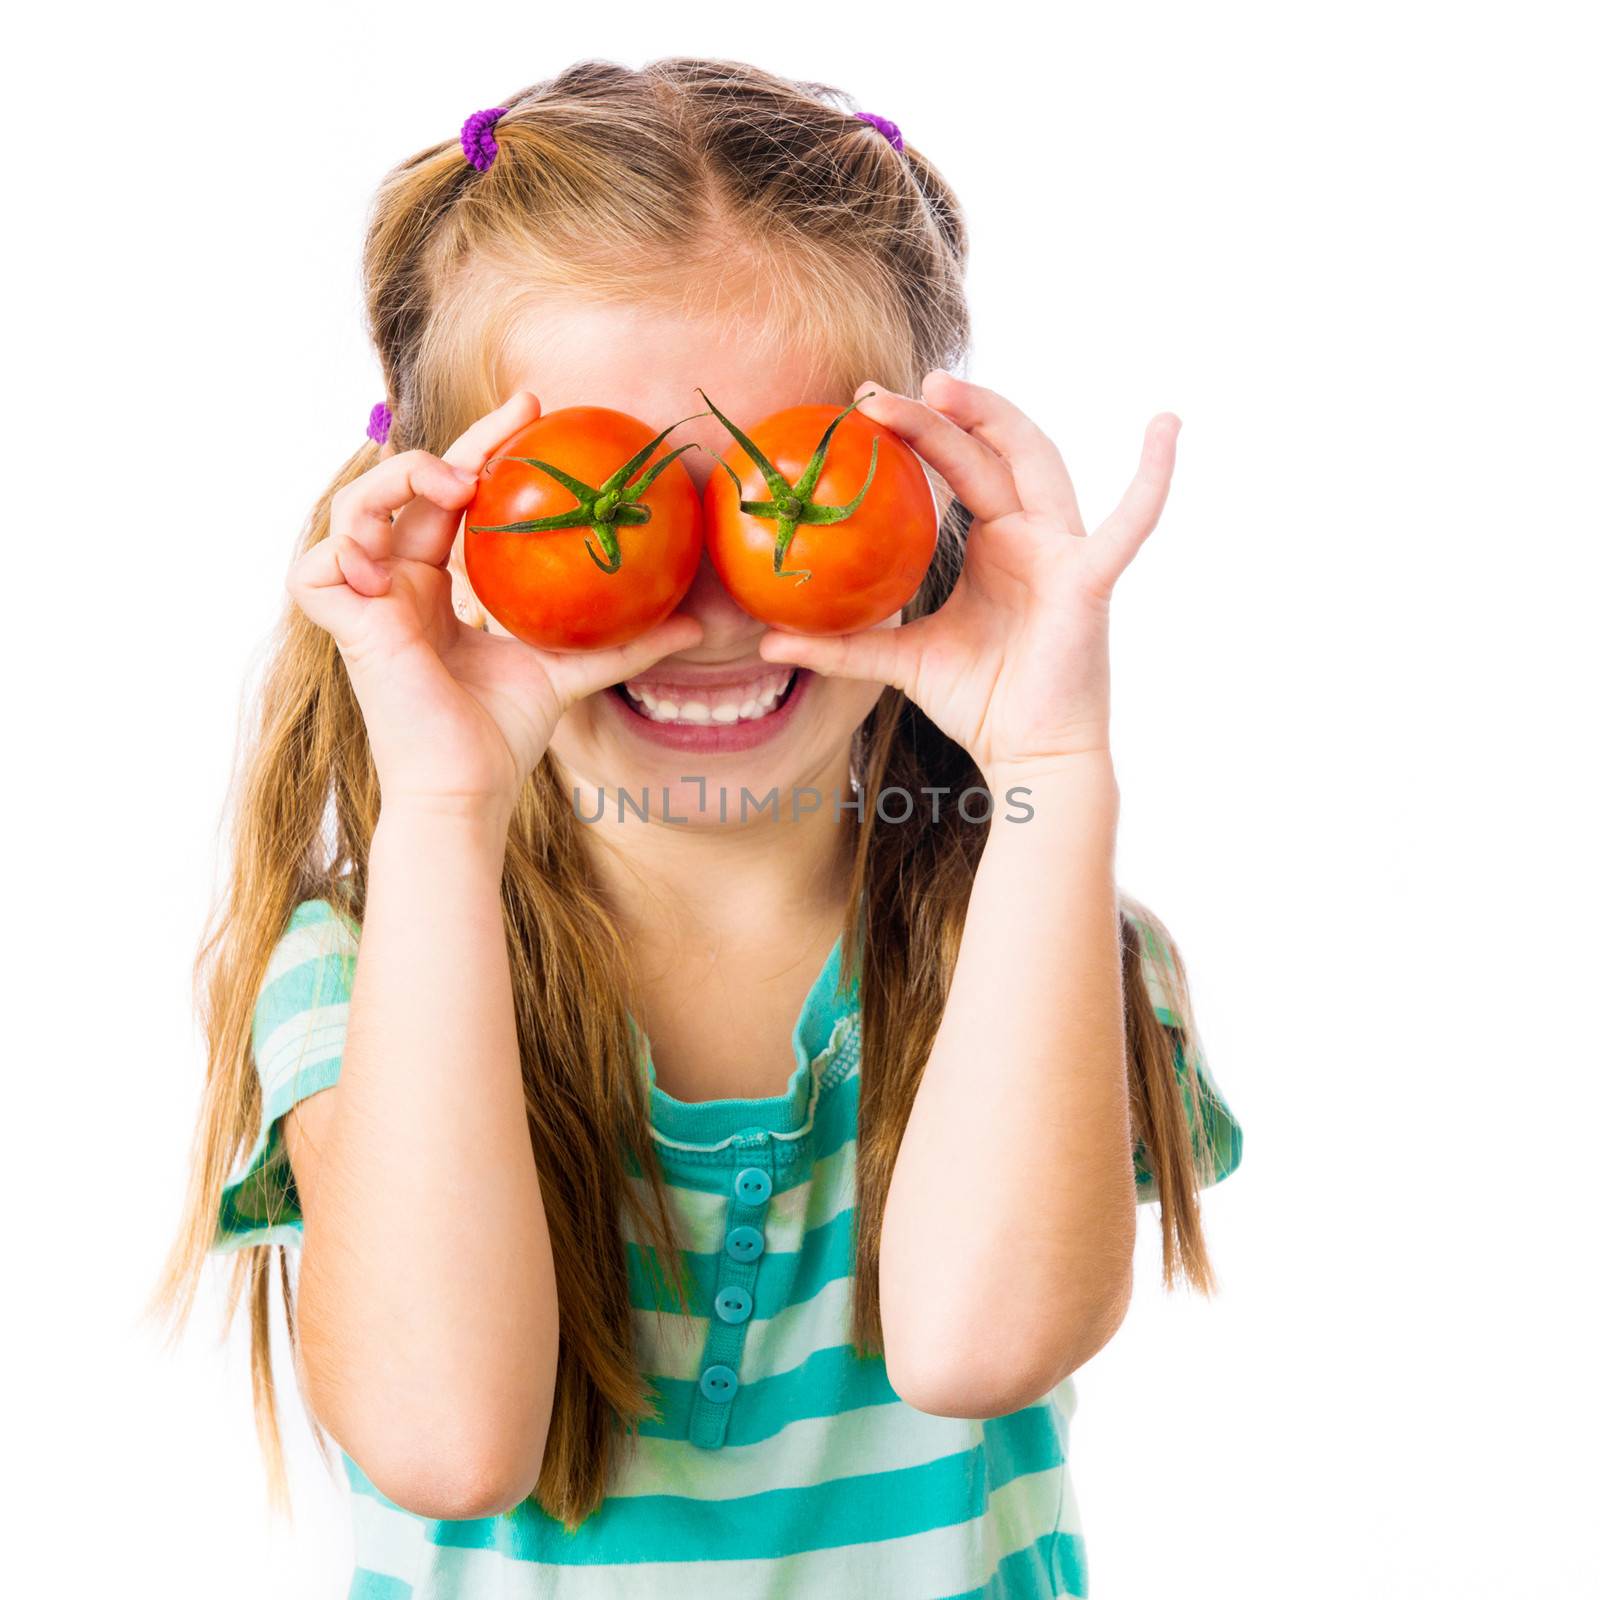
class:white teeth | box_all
[620,669,795,725]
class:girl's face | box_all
[471,297,890,824]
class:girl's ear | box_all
[449,526,490,630]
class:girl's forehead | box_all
[497,294,847,424]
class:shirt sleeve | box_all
[1127,910,1243,1204]
[212,897,360,1253]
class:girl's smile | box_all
[603,663,811,752]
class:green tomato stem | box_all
[701,391,881,586]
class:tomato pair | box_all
[461,391,938,651]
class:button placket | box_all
[688,1136,776,1450]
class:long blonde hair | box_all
[148,56,1227,1531]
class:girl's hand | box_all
[756,371,1179,783]
[289,391,704,815]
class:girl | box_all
[153,56,1241,1600]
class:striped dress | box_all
[214,897,1242,1598]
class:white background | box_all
[6,2,1595,1595]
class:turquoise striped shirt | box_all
[214,898,1241,1597]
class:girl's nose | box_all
[674,546,759,645]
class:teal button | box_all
[726,1225,764,1262]
[714,1286,753,1324]
[699,1364,739,1402]
[734,1167,772,1205]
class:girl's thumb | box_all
[757,625,909,691]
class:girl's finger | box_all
[1089,414,1180,580]
[440,390,544,472]
[292,532,392,598]
[330,450,482,567]
[546,612,709,702]
[911,371,1088,535]
[756,616,916,692]
[286,535,381,638]
[848,383,1023,526]
[390,391,543,564]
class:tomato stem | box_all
[465,412,709,572]
[584,523,623,572]
[696,390,881,585]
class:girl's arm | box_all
[286,795,554,1522]
[280,393,704,1518]
[875,754,1131,1416]
[759,370,1179,1414]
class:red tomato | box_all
[463,406,703,652]
[698,391,938,635]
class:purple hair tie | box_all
[366,401,392,444]
[461,107,509,172]
[854,111,904,152]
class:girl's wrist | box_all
[975,759,1121,906]
[374,790,518,858]
[980,748,1119,801]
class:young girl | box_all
[154,56,1241,1599]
